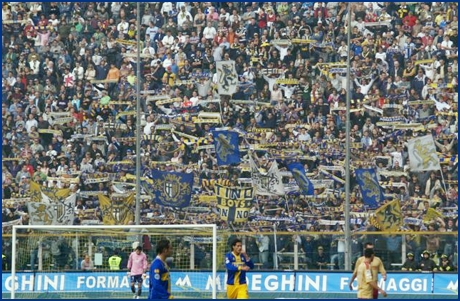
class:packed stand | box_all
[1,2,458,270]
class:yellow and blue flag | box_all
[215,184,253,223]
[355,168,384,209]
[287,162,314,195]
[142,170,194,208]
[212,130,240,166]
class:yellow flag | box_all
[373,199,403,231]
[30,181,71,202]
[423,208,444,223]
[29,181,43,202]
[98,193,135,225]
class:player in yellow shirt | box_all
[225,238,254,299]
[350,242,387,299]
[357,248,387,299]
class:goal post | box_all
[9,224,217,299]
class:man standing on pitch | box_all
[127,246,148,299]
[357,248,387,299]
[350,242,387,299]
[225,238,254,299]
[148,239,174,299]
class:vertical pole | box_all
[212,225,217,299]
[135,2,141,228]
[344,2,352,271]
[273,223,278,270]
[11,227,17,299]
[38,238,43,271]
[190,242,195,270]
[293,239,299,270]
[75,232,80,270]
[401,234,406,263]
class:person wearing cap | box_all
[417,250,438,271]
[312,245,329,270]
[438,254,456,271]
[401,253,417,271]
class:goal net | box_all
[8,224,217,299]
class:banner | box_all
[212,131,241,166]
[215,184,253,223]
[142,171,194,208]
[2,217,22,234]
[216,60,238,95]
[407,135,441,171]
[1,271,444,294]
[371,199,403,231]
[27,193,76,225]
[433,273,458,294]
[98,193,135,225]
[287,162,314,195]
[355,169,384,209]
[249,157,284,195]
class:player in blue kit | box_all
[148,239,174,299]
[225,238,254,299]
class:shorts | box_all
[130,275,143,284]
[227,284,249,299]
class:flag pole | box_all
[135,2,141,227]
[438,168,449,197]
[344,2,352,271]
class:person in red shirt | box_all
[403,11,417,27]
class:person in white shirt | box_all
[296,127,312,142]
[161,31,175,49]
[375,46,387,63]
[143,115,156,135]
[72,62,85,81]
[63,69,75,88]
[161,2,173,15]
[145,21,158,39]
[25,114,38,133]
[203,22,217,40]
[218,8,230,23]
[29,57,41,75]
[48,13,60,27]
[6,72,16,87]
[353,76,376,95]
[441,35,454,56]
[177,5,192,28]
[117,19,129,34]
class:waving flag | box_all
[216,60,238,95]
[98,193,135,225]
[215,184,253,223]
[355,169,384,209]
[142,170,194,208]
[212,130,240,166]
[29,181,71,202]
[407,134,441,171]
[27,193,76,225]
[287,162,314,195]
[370,199,403,231]
[249,156,284,195]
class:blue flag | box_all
[212,130,240,166]
[355,169,384,209]
[141,170,194,208]
[287,162,314,195]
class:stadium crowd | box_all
[1,2,458,271]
